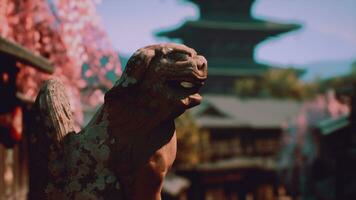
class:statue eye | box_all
[166,51,189,61]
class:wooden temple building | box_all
[0,36,53,199]
[174,96,301,200]
[158,0,304,199]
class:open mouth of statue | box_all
[166,77,206,107]
[167,79,203,92]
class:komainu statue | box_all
[28,43,207,200]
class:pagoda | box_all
[157,0,301,94]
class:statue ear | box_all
[116,48,155,88]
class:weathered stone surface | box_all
[29,43,207,200]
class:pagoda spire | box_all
[190,0,255,21]
[157,0,301,94]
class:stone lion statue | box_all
[28,43,207,200]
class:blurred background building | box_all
[157,0,354,200]
[157,1,304,199]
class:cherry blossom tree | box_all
[0,0,121,126]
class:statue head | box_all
[105,43,208,118]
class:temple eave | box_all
[207,59,305,77]
[208,67,267,77]
[157,21,300,40]
[159,19,299,32]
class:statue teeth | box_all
[180,81,194,89]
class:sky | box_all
[96,0,356,67]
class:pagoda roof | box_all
[187,19,300,31]
[209,67,267,76]
[207,67,305,78]
[0,36,54,74]
[208,59,269,76]
[158,19,300,38]
[205,58,305,77]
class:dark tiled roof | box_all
[191,95,301,129]
[157,19,300,38]
[183,20,300,31]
